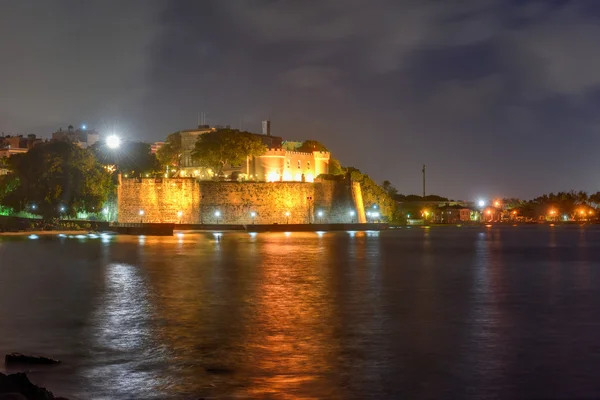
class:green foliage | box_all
[0,141,114,220]
[92,141,161,177]
[382,180,398,197]
[328,158,343,175]
[192,129,267,176]
[396,194,449,202]
[156,132,183,171]
[298,140,328,152]
[346,167,396,221]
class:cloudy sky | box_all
[1,0,600,199]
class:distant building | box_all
[52,125,99,148]
[433,204,473,223]
[0,134,42,158]
[150,142,164,154]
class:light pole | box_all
[349,210,356,223]
[285,211,290,224]
[139,209,144,223]
[317,210,324,223]
[177,210,183,224]
[250,211,256,224]
[215,210,221,224]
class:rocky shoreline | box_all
[1,354,67,400]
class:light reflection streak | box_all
[86,263,165,397]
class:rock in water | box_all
[0,372,67,399]
[4,354,60,366]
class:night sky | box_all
[1,0,600,200]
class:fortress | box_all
[117,175,367,225]
[121,120,368,225]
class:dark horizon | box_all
[2,0,600,200]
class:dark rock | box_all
[205,367,234,375]
[5,354,60,366]
[0,372,67,400]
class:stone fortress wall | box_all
[117,176,364,225]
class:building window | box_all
[307,161,310,169]
[286,159,290,168]
[298,160,301,169]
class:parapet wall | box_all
[117,178,361,225]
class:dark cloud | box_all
[2,0,600,198]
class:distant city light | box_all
[177,211,183,217]
[31,204,36,210]
[250,211,256,218]
[139,210,144,216]
[82,124,87,130]
[349,210,355,216]
[494,201,500,207]
[106,135,121,149]
[60,206,65,212]
[214,211,221,217]
[317,211,324,217]
[478,200,485,208]
[285,211,290,216]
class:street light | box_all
[106,135,121,149]
[317,210,324,223]
[139,209,144,223]
[250,211,256,224]
[215,210,221,224]
[478,200,485,208]
[285,211,290,224]
[177,210,183,224]
[349,210,356,223]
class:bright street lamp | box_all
[250,211,256,224]
[478,200,485,208]
[106,135,121,149]
[215,210,221,224]
[285,211,290,224]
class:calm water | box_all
[1,227,600,399]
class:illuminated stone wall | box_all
[117,177,361,225]
[117,177,202,224]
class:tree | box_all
[329,158,343,175]
[382,180,398,197]
[156,132,183,174]
[298,140,328,153]
[92,141,161,177]
[0,141,113,220]
[345,167,396,221]
[192,129,267,176]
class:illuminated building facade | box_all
[175,121,331,181]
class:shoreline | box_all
[0,230,97,236]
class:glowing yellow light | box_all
[494,201,500,207]
[180,170,186,176]
[266,171,280,182]
[549,210,556,215]
[590,211,594,215]
[283,171,292,181]
[486,210,492,215]
[580,210,585,215]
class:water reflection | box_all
[85,262,165,398]
[1,228,600,399]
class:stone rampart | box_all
[117,177,362,225]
